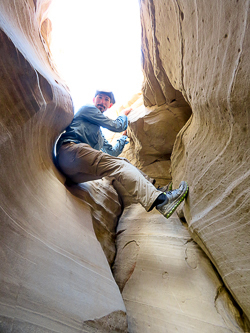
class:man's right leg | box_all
[57,142,104,183]
[57,142,160,211]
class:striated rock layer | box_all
[0,1,126,332]
[140,0,250,323]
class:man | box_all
[56,90,188,218]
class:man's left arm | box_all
[101,135,129,157]
[101,108,132,156]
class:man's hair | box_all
[95,90,115,104]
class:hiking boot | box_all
[156,181,189,219]
[157,181,172,192]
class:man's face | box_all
[93,93,113,113]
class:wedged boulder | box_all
[139,0,250,323]
[126,101,191,185]
[0,1,126,331]
[107,93,191,186]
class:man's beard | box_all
[97,104,105,112]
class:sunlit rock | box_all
[0,1,126,331]
[138,0,250,327]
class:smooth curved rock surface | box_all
[0,1,126,332]
[139,0,250,323]
[66,178,122,265]
[113,204,248,333]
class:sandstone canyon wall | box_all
[0,1,127,332]
[136,0,250,329]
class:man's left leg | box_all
[97,154,160,211]
[96,153,188,217]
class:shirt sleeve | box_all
[76,104,128,132]
[101,135,128,157]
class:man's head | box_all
[93,90,115,113]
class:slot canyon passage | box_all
[0,0,250,332]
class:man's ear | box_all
[93,97,96,103]
[108,103,113,109]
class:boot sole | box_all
[164,183,189,219]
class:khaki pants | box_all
[57,142,160,211]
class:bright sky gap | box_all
[48,0,143,112]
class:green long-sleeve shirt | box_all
[56,104,128,157]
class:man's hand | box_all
[118,135,129,145]
[121,107,132,116]
[120,108,132,136]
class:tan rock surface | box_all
[66,178,122,265]
[0,1,126,331]
[113,204,247,333]
[139,0,250,324]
